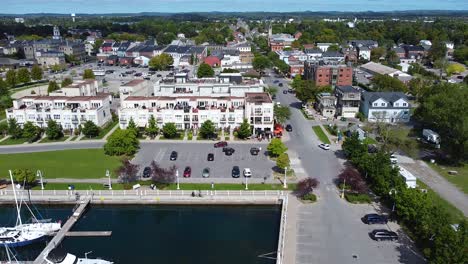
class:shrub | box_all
[295,178,319,198]
[302,193,317,202]
[345,193,372,204]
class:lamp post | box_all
[283,167,287,189]
[389,188,397,212]
[245,176,248,190]
[341,178,346,199]
[176,170,180,190]
[106,170,112,190]
[36,170,44,190]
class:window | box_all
[373,103,378,107]
[28,115,35,120]
[139,115,146,120]
[395,103,399,107]
[53,115,60,120]
[403,103,407,106]
[381,103,385,106]
[264,117,271,122]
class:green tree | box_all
[371,47,385,62]
[126,117,138,137]
[446,64,465,76]
[104,128,140,156]
[267,138,288,157]
[276,153,290,171]
[197,63,215,78]
[92,39,104,54]
[5,69,17,88]
[82,69,95,79]
[162,122,177,139]
[415,83,468,161]
[22,121,41,142]
[145,115,159,139]
[327,44,340,52]
[82,120,100,138]
[45,119,63,140]
[13,169,36,186]
[342,132,368,164]
[61,77,73,87]
[237,119,251,139]
[47,80,59,93]
[16,68,31,84]
[428,41,448,62]
[274,105,291,124]
[265,86,278,96]
[7,118,22,139]
[31,64,43,81]
[453,46,468,63]
[370,74,407,92]
[51,64,63,73]
[275,59,290,75]
[199,120,216,139]
[386,50,400,64]
[149,53,174,70]
[0,77,8,97]
[252,55,271,72]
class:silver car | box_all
[202,168,210,178]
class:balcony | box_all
[71,119,79,124]
[120,119,127,124]
[228,117,235,122]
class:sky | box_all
[1,0,467,14]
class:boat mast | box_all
[9,170,22,226]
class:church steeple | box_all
[53,25,61,40]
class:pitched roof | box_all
[362,91,409,108]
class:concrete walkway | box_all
[403,161,468,216]
[0,135,10,143]
[102,124,119,140]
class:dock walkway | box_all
[33,197,91,264]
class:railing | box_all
[276,195,288,264]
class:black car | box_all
[170,151,178,161]
[370,229,398,241]
[285,124,292,132]
[232,166,240,178]
[363,214,388,225]
[278,83,283,87]
[272,94,276,100]
[223,147,235,156]
[142,167,151,178]
[250,147,260,155]
[207,153,214,161]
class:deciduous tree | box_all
[274,105,291,124]
[5,69,17,88]
[16,68,31,84]
[295,178,319,197]
[22,121,41,142]
[82,69,95,79]
[145,115,159,139]
[104,128,140,156]
[7,118,22,139]
[45,119,63,140]
[276,153,290,171]
[197,63,215,78]
[31,65,43,81]
[47,80,59,93]
[237,119,251,139]
[150,161,176,184]
[149,53,174,70]
[82,120,100,138]
[267,138,288,157]
[61,77,73,87]
[13,169,36,187]
[162,122,177,139]
[199,120,216,139]
[117,159,139,184]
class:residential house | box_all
[35,51,66,68]
[360,92,411,123]
[204,56,221,67]
[316,93,336,118]
[335,85,361,118]
[304,48,323,61]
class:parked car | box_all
[274,80,280,83]
[170,151,178,160]
[232,166,240,178]
[183,166,191,178]
[207,153,214,161]
[285,124,292,132]
[214,141,228,148]
[319,143,330,150]
[250,147,260,155]
[243,168,252,177]
[223,147,235,156]
[288,89,293,93]
[390,154,398,164]
[202,167,210,178]
[142,167,151,178]
[363,214,388,225]
[370,229,398,241]
[278,83,283,87]
[283,90,288,94]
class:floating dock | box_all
[33,198,91,264]
[65,231,112,237]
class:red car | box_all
[183,166,191,177]
[214,141,228,148]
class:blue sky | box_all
[2,0,467,14]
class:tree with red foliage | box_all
[117,159,139,184]
[337,166,368,194]
[295,178,319,197]
[150,161,177,184]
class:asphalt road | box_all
[264,72,425,264]
[133,142,273,180]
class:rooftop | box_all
[122,79,146,87]
[360,62,400,75]
[245,93,272,104]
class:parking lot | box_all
[133,142,273,180]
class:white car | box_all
[319,143,330,150]
[243,168,252,177]
[390,154,398,164]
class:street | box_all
[263,72,425,264]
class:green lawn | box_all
[417,180,465,223]
[312,126,331,144]
[428,162,468,195]
[362,137,378,145]
[0,149,122,179]
[39,136,70,143]
[0,137,29,145]
[80,120,118,140]
[0,111,6,121]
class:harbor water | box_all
[0,204,281,264]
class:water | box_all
[2,0,467,14]
[0,204,281,264]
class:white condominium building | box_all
[49,79,101,97]
[6,94,113,130]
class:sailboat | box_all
[0,170,61,247]
[45,249,114,264]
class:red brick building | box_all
[304,62,353,87]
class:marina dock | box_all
[33,198,91,264]
[65,231,112,237]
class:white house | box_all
[360,92,411,123]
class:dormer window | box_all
[381,103,385,106]
[403,103,407,106]
[373,103,378,107]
